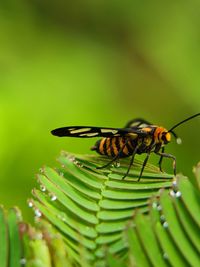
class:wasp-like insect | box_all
[51,113,200,181]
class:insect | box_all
[51,113,200,181]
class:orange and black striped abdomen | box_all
[91,137,135,158]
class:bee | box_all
[51,113,200,181]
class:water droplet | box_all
[163,221,169,228]
[175,191,181,198]
[157,205,162,211]
[20,258,26,265]
[170,190,176,197]
[62,217,67,222]
[114,161,120,168]
[176,137,182,145]
[152,202,158,209]
[172,180,177,186]
[40,184,46,192]
[35,209,42,218]
[28,201,33,208]
[50,193,57,201]
[57,212,67,222]
[160,215,165,222]
[163,252,168,259]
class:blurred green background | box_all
[0,0,199,222]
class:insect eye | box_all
[162,132,171,144]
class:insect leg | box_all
[155,151,176,176]
[122,145,139,179]
[96,140,129,169]
[158,147,165,172]
[138,152,151,181]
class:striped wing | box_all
[51,126,148,138]
[51,126,128,138]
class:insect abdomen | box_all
[91,137,134,158]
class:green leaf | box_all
[126,169,200,267]
[154,222,188,267]
[159,190,199,266]
[127,226,150,267]
[0,152,199,267]
[133,213,168,267]
[31,152,173,265]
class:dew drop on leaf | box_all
[172,180,177,186]
[160,215,165,222]
[163,252,169,259]
[157,205,162,211]
[49,193,57,201]
[28,201,33,208]
[163,221,169,228]
[152,202,158,209]
[57,212,67,222]
[20,258,26,265]
[170,190,176,197]
[35,209,42,218]
[114,161,120,168]
[175,191,181,198]
[176,137,182,145]
[40,184,46,192]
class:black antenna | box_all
[168,113,200,133]
[168,113,200,145]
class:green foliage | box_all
[30,152,173,265]
[0,153,200,266]
[127,177,200,266]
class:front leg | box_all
[155,151,176,176]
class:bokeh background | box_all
[0,0,199,222]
